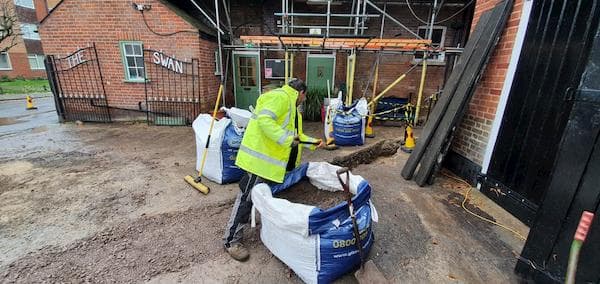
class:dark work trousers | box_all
[223,172,269,247]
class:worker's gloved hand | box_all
[291,135,300,147]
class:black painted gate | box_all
[480,0,600,225]
[143,49,201,126]
[45,44,111,123]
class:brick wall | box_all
[0,52,47,79]
[229,1,470,111]
[0,3,48,80]
[39,0,219,115]
[34,0,49,22]
[450,0,523,165]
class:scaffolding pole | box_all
[326,1,331,37]
[414,0,438,125]
[361,0,368,35]
[365,0,422,39]
[354,0,362,35]
[215,0,225,106]
[190,0,225,35]
[284,50,289,83]
[367,64,419,107]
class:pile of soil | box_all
[274,180,348,209]
[331,139,401,169]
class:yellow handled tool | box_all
[184,84,224,194]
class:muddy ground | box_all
[0,97,528,283]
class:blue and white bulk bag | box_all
[192,109,250,184]
[332,98,368,146]
[251,162,379,284]
[323,93,343,142]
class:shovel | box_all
[336,167,388,284]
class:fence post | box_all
[44,55,65,123]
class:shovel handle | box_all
[335,167,366,266]
[336,167,351,195]
[299,140,321,145]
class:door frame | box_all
[481,0,533,176]
[306,52,336,89]
[232,50,261,108]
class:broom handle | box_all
[198,84,224,176]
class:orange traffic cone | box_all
[26,95,37,110]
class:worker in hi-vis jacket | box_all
[224,78,323,261]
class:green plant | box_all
[0,75,12,82]
[303,87,329,122]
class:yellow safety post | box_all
[26,95,37,110]
[324,79,338,150]
[367,67,419,110]
[284,50,289,83]
[365,55,380,138]
[290,52,294,79]
[414,54,428,126]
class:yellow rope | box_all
[441,171,527,241]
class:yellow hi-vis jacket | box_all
[235,85,320,183]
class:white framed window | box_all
[0,53,12,70]
[414,26,447,64]
[28,54,45,70]
[20,23,40,40]
[119,41,145,82]
[14,0,34,9]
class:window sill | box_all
[123,79,147,83]
[0,68,13,71]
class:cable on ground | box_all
[440,171,527,241]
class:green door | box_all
[306,55,334,91]
[233,53,260,110]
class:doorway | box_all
[306,53,335,91]
[233,51,261,110]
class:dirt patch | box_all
[0,161,34,175]
[1,200,234,283]
[0,117,20,126]
[331,139,401,169]
[31,126,48,133]
[274,180,347,209]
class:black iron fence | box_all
[46,44,111,123]
[143,49,201,126]
[45,44,203,126]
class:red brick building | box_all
[39,0,219,119]
[38,0,474,120]
[0,0,54,79]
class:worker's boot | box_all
[225,243,249,262]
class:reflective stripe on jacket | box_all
[235,85,319,183]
